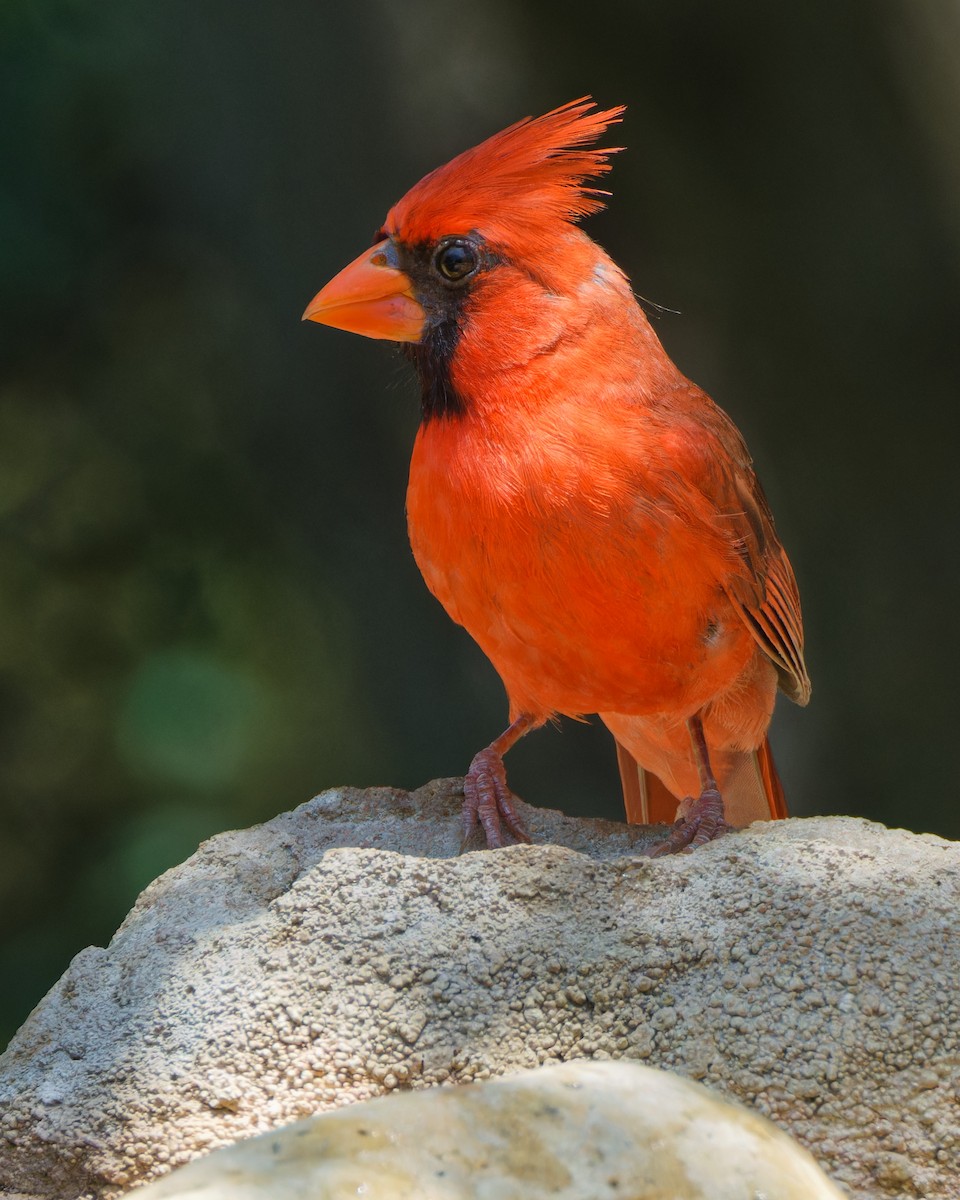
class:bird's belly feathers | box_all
[407,419,754,720]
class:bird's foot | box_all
[647,786,730,857]
[461,745,531,850]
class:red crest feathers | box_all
[384,98,625,253]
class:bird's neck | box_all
[443,273,679,431]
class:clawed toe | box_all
[461,746,531,850]
[646,786,730,857]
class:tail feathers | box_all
[616,733,787,827]
[755,734,788,819]
[615,739,677,824]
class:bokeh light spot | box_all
[116,650,262,788]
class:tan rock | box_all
[131,1060,845,1199]
[0,780,958,1199]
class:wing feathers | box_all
[668,388,811,708]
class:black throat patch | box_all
[403,319,465,421]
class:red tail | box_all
[616,734,787,826]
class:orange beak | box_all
[302,239,425,343]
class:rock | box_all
[129,1059,845,1199]
[0,779,958,1200]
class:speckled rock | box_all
[130,1059,845,1199]
[0,779,958,1200]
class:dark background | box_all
[2,0,958,1048]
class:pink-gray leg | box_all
[648,714,731,856]
[461,713,536,849]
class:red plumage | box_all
[305,99,809,851]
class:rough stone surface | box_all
[0,779,958,1200]
[130,1059,845,1199]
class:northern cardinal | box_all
[304,98,810,853]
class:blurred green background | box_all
[2,0,958,1047]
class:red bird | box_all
[304,99,810,853]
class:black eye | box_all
[434,240,478,283]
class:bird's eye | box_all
[434,240,478,284]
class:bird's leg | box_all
[461,713,537,850]
[649,715,731,856]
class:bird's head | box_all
[303,98,628,416]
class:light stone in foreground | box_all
[0,780,957,1199]
[131,1060,846,1199]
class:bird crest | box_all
[384,97,625,254]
